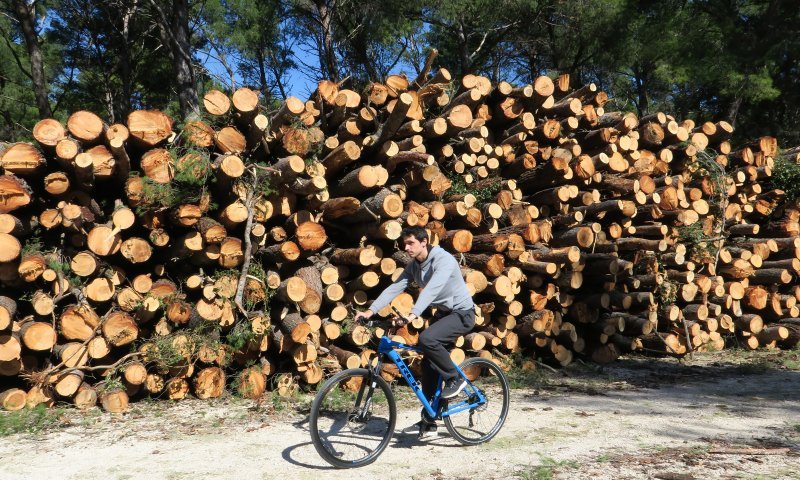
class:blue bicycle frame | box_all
[374,335,487,420]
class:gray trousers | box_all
[418,308,476,402]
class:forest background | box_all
[1,0,798,147]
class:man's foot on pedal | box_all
[417,421,438,440]
[441,377,467,399]
[403,420,439,439]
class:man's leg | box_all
[413,310,474,433]
[418,311,474,387]
[420,357,439,407]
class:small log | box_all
[193,366,226,400]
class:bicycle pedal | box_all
[417,424,439,440]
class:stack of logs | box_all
[1,62,799,413]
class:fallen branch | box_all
[235,167,258,316]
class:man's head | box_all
[401,226,429,261]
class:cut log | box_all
[127,110,172,147]
[18,321,57,351]
[278,312,312,343]
[102,311,138,346]
[295,222,328,252]
[193,367,226,400]
[0,296,17,331]
[0,388,27,411]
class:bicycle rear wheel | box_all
[309,368,396,468]
[443,357,509,445]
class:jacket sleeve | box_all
[368,265,412,314]
[411,253,454,316]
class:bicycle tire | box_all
[309,368,397,468]
[443,357,510,445]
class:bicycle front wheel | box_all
[309,368,396,468]
[443,357,510,445]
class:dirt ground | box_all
[2,349,800,480]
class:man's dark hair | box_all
[401,226,428,242]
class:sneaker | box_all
[441,377,467,399]
[414,420,439,440]
[402,418,438,439]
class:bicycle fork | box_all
[352,363,383,423]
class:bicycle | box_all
[309,309,510,468]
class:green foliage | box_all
[242,257,276,311]
[443,173,500,204]
[771,156,800,201]
[269,389,304,414]
[506,364,547,390]
[173,151,212,187]
[20,236,43,256]
[45,256,70,276]
[204,0,296,98]
[444,172,468,197]
[474,180,502,204]
[0,2,63,141]
[140,328,215,371]
[212,268,241,281]
[504,352,548,390]
[514,456,579,480]
[677,223,718,264]
[96,374,125,394]
[289,0,419,83]
[225,321,257,352]
[248,167,276,199]
[136,178,181,213]
[656,279,678,306]
[246,261,268,284]
[44,254,81,287]
[339,316,356,335]
[0,405,67,437]
[135,149,212,215]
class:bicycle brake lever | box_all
[389,306,410,326]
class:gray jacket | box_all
[369,246,474,317]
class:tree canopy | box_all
[1,0,798,145]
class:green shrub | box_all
[771,155,800,201]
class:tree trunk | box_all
[11,0,52,118]
[148,0,198,118]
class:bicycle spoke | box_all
[310,369,396,468]
[443,358,509,445]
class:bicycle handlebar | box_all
[360,318,395,329]
[352,305,409,329]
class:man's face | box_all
[403,235,426,259]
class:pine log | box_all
[0,388,27,411]
[18,321,57,351]
[127,110,172,147]
[193,367,226,400]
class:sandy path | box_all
[2,354,799,480]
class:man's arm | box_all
[361,266,412,317]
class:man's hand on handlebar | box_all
[391,309,417,328]
[353,309,374,324]
[353,306,419,328]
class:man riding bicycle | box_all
[354,226,475,436]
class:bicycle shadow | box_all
[281,441,338,470]
[282,416,461,468]
[280,417,338,469]
[389,429,462,450]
